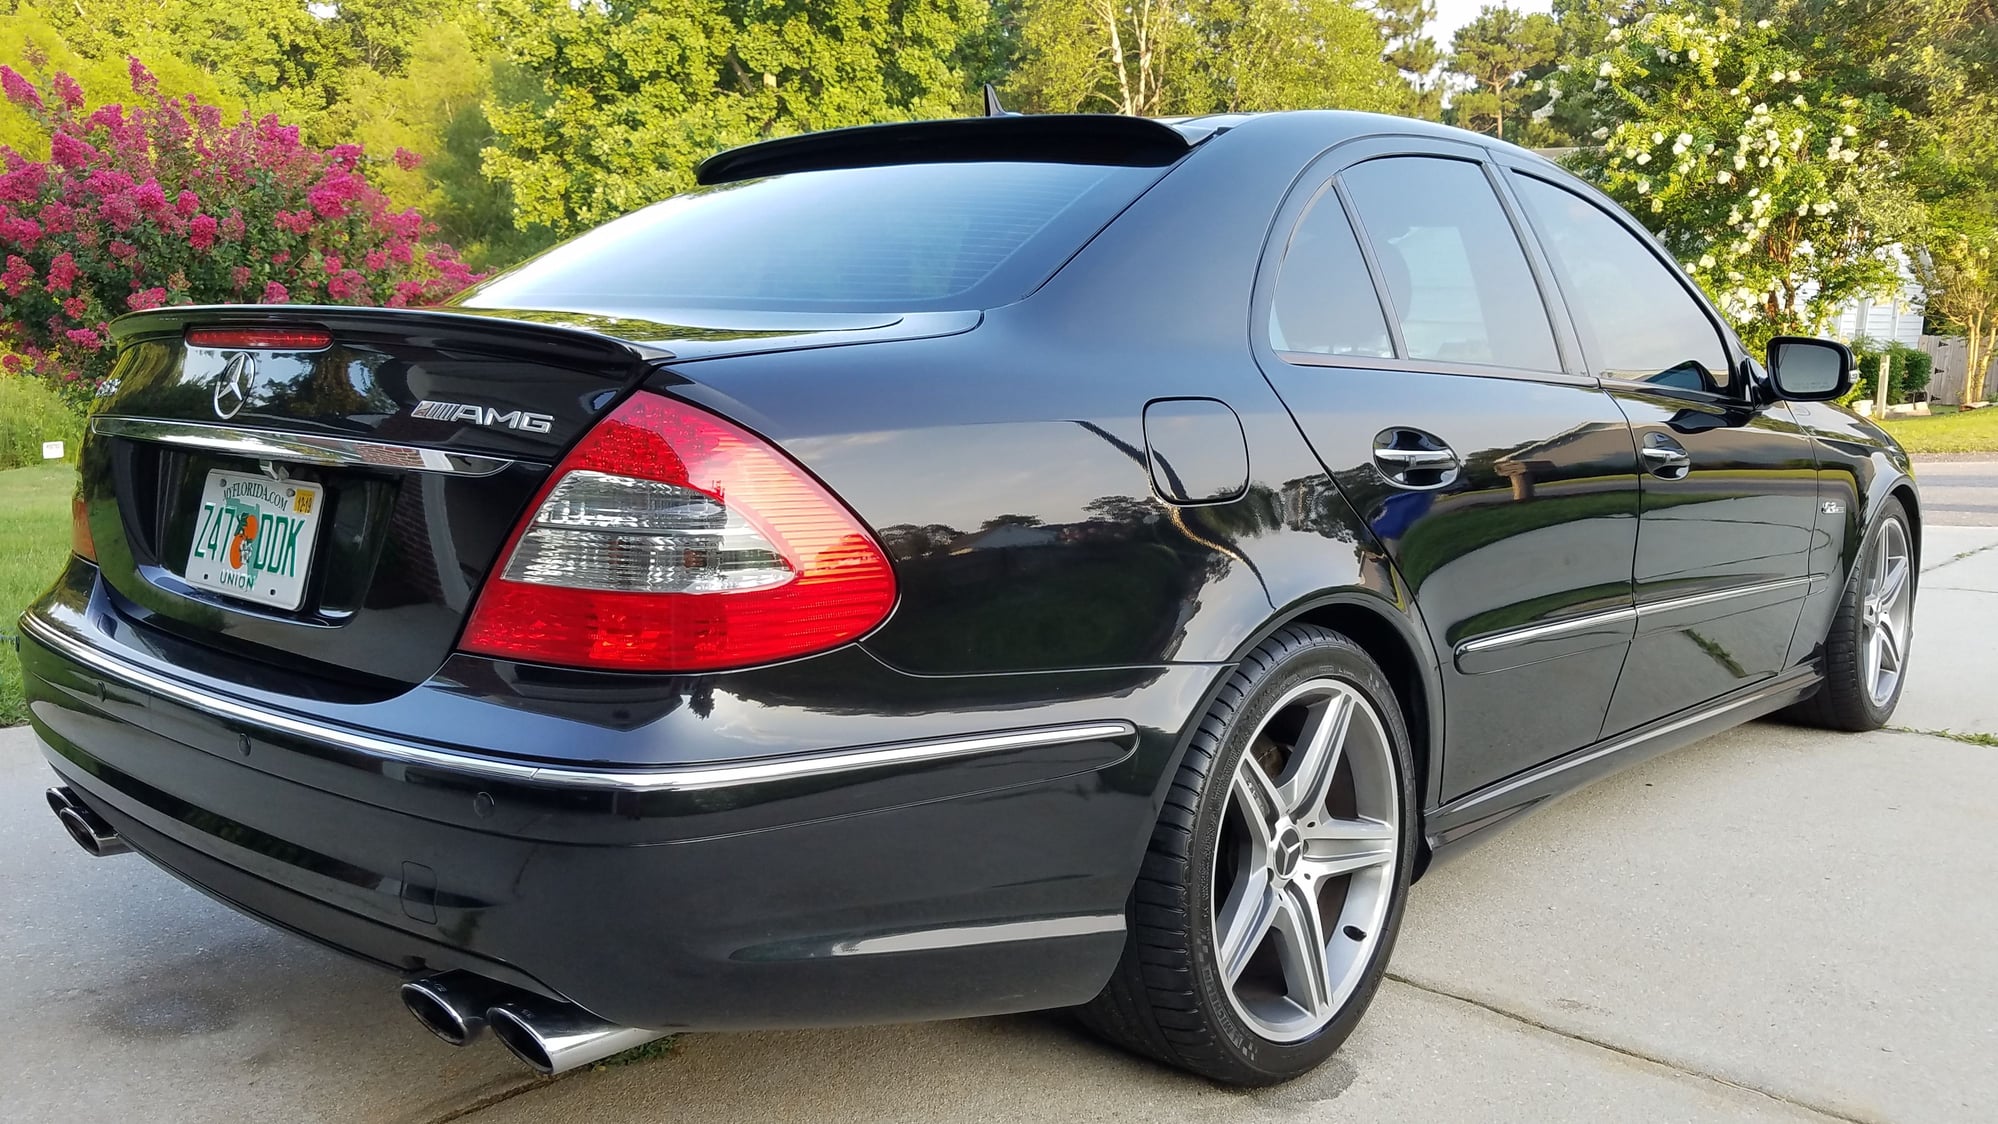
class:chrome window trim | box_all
[19,613,1136,793]
[1455,576,1816,658]
[89,416,515,478]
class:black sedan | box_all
[20,111,1918,1085]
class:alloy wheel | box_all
[1861,518,1913,707]
[1211,678,1401,1044]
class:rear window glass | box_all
[459,162,1166,314]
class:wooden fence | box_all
[1919,335,1997,405]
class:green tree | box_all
[1915,199,1998,404]
[1531,0,1652,144]
[1009,0,1401,116]
[330,22,550,269]
[480,0,990,235]
[1372,0,1443,119]
[1446,4,1559,142]
[1566,5,1910,346]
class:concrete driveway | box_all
[5,526,1995,1124]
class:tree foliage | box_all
[479,0,990,235]
[1446,4,1558,143]
[1008,0,1403,116]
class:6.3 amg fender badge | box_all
[411,400,555,433]
[212,352,256,420]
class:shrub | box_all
[0,371,83,469]
[0,59,480,405]
[1894,345,1932,400]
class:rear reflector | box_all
[71,494,95,562]
[185,326,333,351]
[459,391,896,672]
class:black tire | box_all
[1077,624,1418,1086]
[1785,497,1914,731]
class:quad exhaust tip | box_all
[47,787,130,858]
[399,972,514,1047]
[400,973,668,1074]
[485,998,669,1076]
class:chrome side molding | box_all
[19,613,1136,794]
[89,416,515,477]
[1455,575,1817,660]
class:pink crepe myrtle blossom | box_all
[0,60,480,405]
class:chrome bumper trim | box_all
[18,613,1136,793]
[90,416,515,477]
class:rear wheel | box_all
[1079,625,1416,1085]
[1787,499,1914,731]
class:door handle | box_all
[1372,428,1460,490]
[1373,448,1457,467]
[1640,435,1691,480]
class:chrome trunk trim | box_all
[89,416,515,477]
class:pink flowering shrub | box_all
[0,59,481,401]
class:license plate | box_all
[184,470,324,611]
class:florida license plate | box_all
[184,470,324,611]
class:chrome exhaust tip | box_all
[399,972,515,1047]
[49,788,130,857]
[486,998,668,1075]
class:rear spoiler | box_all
[696,115,1196,186]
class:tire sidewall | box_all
[1184,632,1418,1078]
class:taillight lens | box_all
[459,391,896,672]
[71,494,95,562]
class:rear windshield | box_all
[458,161,1167,314]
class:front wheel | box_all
[1787,498,1915,731]
[1079,625,1417,1085]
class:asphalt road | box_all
[5,527,1995,1124]
[1915,457,1998,526]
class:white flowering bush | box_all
[1565,8,1906,348]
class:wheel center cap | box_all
[1273,825,1305,879]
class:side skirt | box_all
[1418,664,1822,872]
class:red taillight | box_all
[71,494,96,562]
[459,391,897,672]
[185,326,333,351]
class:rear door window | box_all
[461,162,1169,314]
[1340,157,1562,373]
[1510,173,1732,392]
[1267,189,1396,358]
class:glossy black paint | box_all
[24,111,1919,1034]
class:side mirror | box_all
[1765,336,1853,401]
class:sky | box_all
[1429,0,1554,47]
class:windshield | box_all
[457,161,1168,315]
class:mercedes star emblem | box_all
[213,352,256,420]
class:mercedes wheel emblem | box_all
[213,352,256,420]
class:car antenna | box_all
[982,83,1014,117]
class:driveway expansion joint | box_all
[1384,972,1888,1124]
[410,1075,558,1124]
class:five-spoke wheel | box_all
[1860,516,1912,708]
[1213,679,1399,1043]
[1079,625,1414,1086]
[1787,497,1915,731]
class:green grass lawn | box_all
[1,464,76,726]
[1879,405,1998,454]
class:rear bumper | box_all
[17,572,1202,1031]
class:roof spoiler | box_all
[695,115,1195,186]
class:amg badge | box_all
[411,400,555,433]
